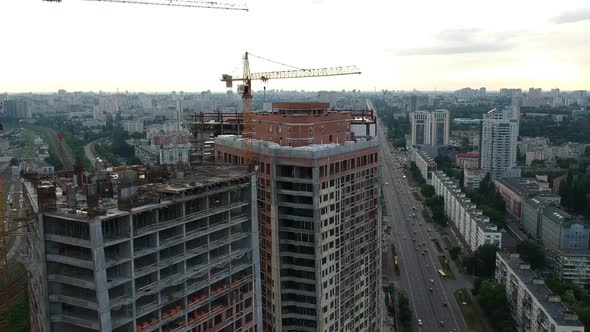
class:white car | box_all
[417,319,423,326]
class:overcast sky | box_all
[1,0,589,93]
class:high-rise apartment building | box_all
[480,108,520,180]
[411,111,430,145]
[215,102,382,332]
[23,166,262,332]
[4,99,32,119]
[431,109,449,145]
[410,109,449,146]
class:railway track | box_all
[46,128,74,170]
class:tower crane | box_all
[221,52,361,166]
[43,0,247,11]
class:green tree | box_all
[464,244,498,278]
[516,240,546,270]
[420,184,435,198]
[477,281,515,332]
[449,246,461,260]
[397,292,413,330]
[424,195,448,226]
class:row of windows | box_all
[319,153,378,178]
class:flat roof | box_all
[496,177,545,196]
[542,206,574,224]
[498,253,584,327]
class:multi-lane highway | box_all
[373,100,470,332]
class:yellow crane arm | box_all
[221,66,361,84]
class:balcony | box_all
[48,294,98,311]
[136,300,159,317]
[46,253,93,270]
[50,312,100,330]
[47,274,95,290]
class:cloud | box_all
[552,9,590,24]
[389,29,515,56]
[395,43,511,56]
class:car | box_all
[439,320,445,326]
[429,287,433,292]
[426,264,429,268]
[385,182,388,185]
[443,302,448,307]
[430,279,434,283]
[417,319,423,326]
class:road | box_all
[84,138,107,170]
[372,100,470,332]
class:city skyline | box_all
[1,0,589,93]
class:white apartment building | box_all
[496,253,585,332]
[431,170,501,252]
[480,108,520,180]
[123,119,145,134]
[410,109,449,146]
[518,137,589,165]
[415,150,436,183]
[463,168,486,190]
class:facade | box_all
[410,110,449,146]
[411,111,430,145]
[350,108,377,139]
[463,168,486,190]
[431,170,501,252]
[431,109,450,145]
[480,108,520,180]
[4,99,32,119]
[22,160,55,177]
[215,102,382,332]
[554,249,590,288]
[539,206,589,252]
[134,134,192,165]
[135,145,191,165]
[519,137,589,164]
[415,150,436,183]
[23,166,262,332]
[123,120,145,134]
[495,253,585,332]
[451,130,480,149]
[520,196,590,287]
[455,153,480,169]
[495,177,554,221]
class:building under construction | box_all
[186,107,376,166]
[215,102,382,332]
[187,112,243,165]
[22,165,262,332]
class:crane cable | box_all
[247,53,305,71]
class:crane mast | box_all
[221,52,361,167]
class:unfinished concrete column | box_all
[90,220,112,332]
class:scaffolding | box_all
[187,111,243,165]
